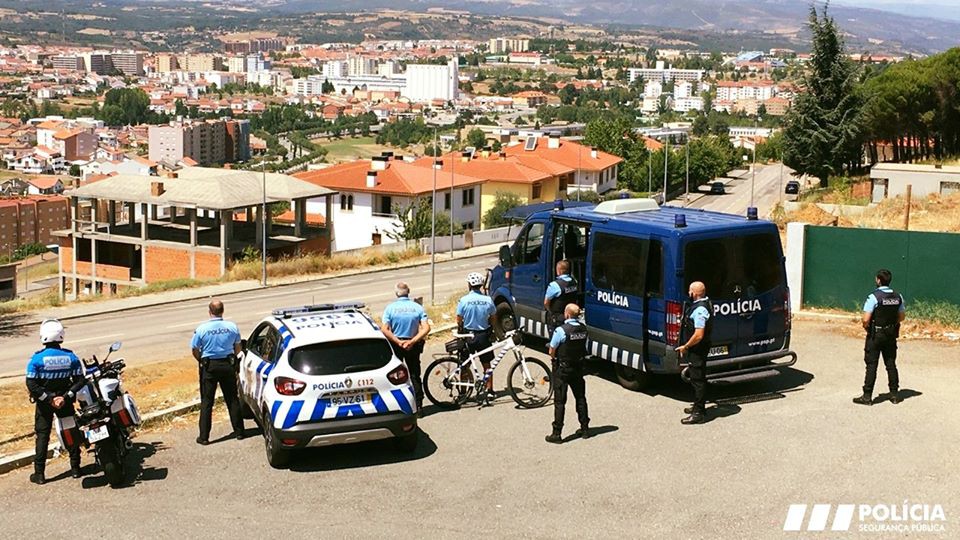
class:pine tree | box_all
[782,3,863,188]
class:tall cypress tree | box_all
[782,3,863,187]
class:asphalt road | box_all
[688,163,796,217]
[2,319,956,538]
[0,255,498,377]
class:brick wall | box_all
[194,251,223,280]
[144,245,190,283]
[59,240,73,274]
[0,197,69,255]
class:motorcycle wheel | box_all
[98,437,126,488]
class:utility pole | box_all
[663,136,669,204]
[449,145,454,260]
[684,136,690,207]
[779,152,784,205]
[430,128,438,305]
[261,160,267,287]
[751,115,761,209]
[577,143,582,201]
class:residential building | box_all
[508,52,543,66]
[224,37,286,54]
[512,90,548,108]
[56,168,335,297]
[80,156,157,180]
[377,60,401,77]
[673,97,703,113]
[763,96,791,116]
[869,163,960,203]
[715,80,776,102]
[322,60,348,79]
[675,80,696,99]
[503,136,622,195]
[245,54,271,73]
[347,56,378,77]
[177,54,224,73]
[644,80,663,99]
[52,128,97,161]
[404,60,458,103]
[83,52,113,75]
[295,157,485,251]
[25,176,65,196]
[628,61,704,84]
[226,55,247,73]
[148,119,249,166]
[110,52,144,76]
[0,195,70,257]
[293,78,326,96]
[489,37,530,54]
[51,55,84,71]
[156,54,179,73]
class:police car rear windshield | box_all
[288,339,394,376]
[684,233,784,300]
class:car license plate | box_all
[707,345,729,358]
[86,425,109,443]
[325,392,372,406]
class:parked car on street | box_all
[785,180,801,195]
[710,182,726,194]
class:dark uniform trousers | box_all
[199,359,244,441]
[34,400,81,474]
[863,328,899,395]
[686,351,708,415]
[394,341,425,408]
[552,358,589,432]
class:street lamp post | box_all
[663,136,669,204]
[430,128,439,305]
[751,116,761,209]
[449,146,454,260]
[684,136,690,207]
[261,160,267,287]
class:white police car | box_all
[238,302,418,468]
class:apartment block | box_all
[404,60,459,103]
[51,55,84,71]
[0,196,70,256]
[176,54,224,72]
[148,119,249,166]
[110,52,144,76]
[489,37,530,54]
[83,53,113,75]
[628,61,704,84]
[156,54,179,73]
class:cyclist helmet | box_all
[40,319,65,344]
[466,272,485,288]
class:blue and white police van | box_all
[487,198,797,390]
[238,303,418,468]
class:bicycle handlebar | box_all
[452,329,518,340]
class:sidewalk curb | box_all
[0,323,459,476]
[2,247,500,330]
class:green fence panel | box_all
[803,226,960,309]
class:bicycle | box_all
[423,329,553,409]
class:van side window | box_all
[647,240,664,296]
[591,233,653,297]
[514,222,545,265]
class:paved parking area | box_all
[1,319,957,538]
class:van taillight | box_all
[274,376,306,396]
[666,301,683,346]
[784,290,792,331]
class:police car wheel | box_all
[614,364,652,392]
[394,430,419,453]
[263,416,292,469]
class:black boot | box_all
[684,406,695,414]
[681,412,706,425]
[71,466,83,479]
[545,430,562,444]
[575,426,591,439]
[889,391,901,404]
[29,472,45,485]
[853,393,873,406]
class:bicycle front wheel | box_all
[424,356,473,409]
[507,357,553,408]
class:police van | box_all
[238,303,418,468]
[487,198,797,390]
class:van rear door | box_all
[683,231,789,360]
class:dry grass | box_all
[779,193,960,233]
[227,246,422,281]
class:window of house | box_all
[532,183,542,199]
[461,188,475,207]
[444,193,451,210]
[340,195,347,210]
[379,196,392,215]
[462,221,474,231]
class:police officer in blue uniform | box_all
[545,304,590,444]
[854,269,906,406]
[25,319,84,485]
[191,300,244,445]
[456,272,497,400]
[382,282,431,412]
[543,259,579,333]
[677,281,713,425]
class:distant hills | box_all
[272,0,960,54]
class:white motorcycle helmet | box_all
[40,319,65,345]
[466,272,485,288]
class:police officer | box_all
[456,272,497,401]
[854,269,906,406]
[545,303,590,444]
[543,259,579,333]
[25,319,84,485]
[676,281,713,425]
[191,300,244,445]
[382,282,431,412]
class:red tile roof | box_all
[295,160,485,196]
[503,138,622,172]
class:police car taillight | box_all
[387,365,409,385]
[666,301,683,346]
[274,376,306,396]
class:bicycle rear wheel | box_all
[424,356,473,409]
[507,357,553,408]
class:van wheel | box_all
[614,364,651,392]
[493,302,516,339]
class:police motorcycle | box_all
[56,341,141,487]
